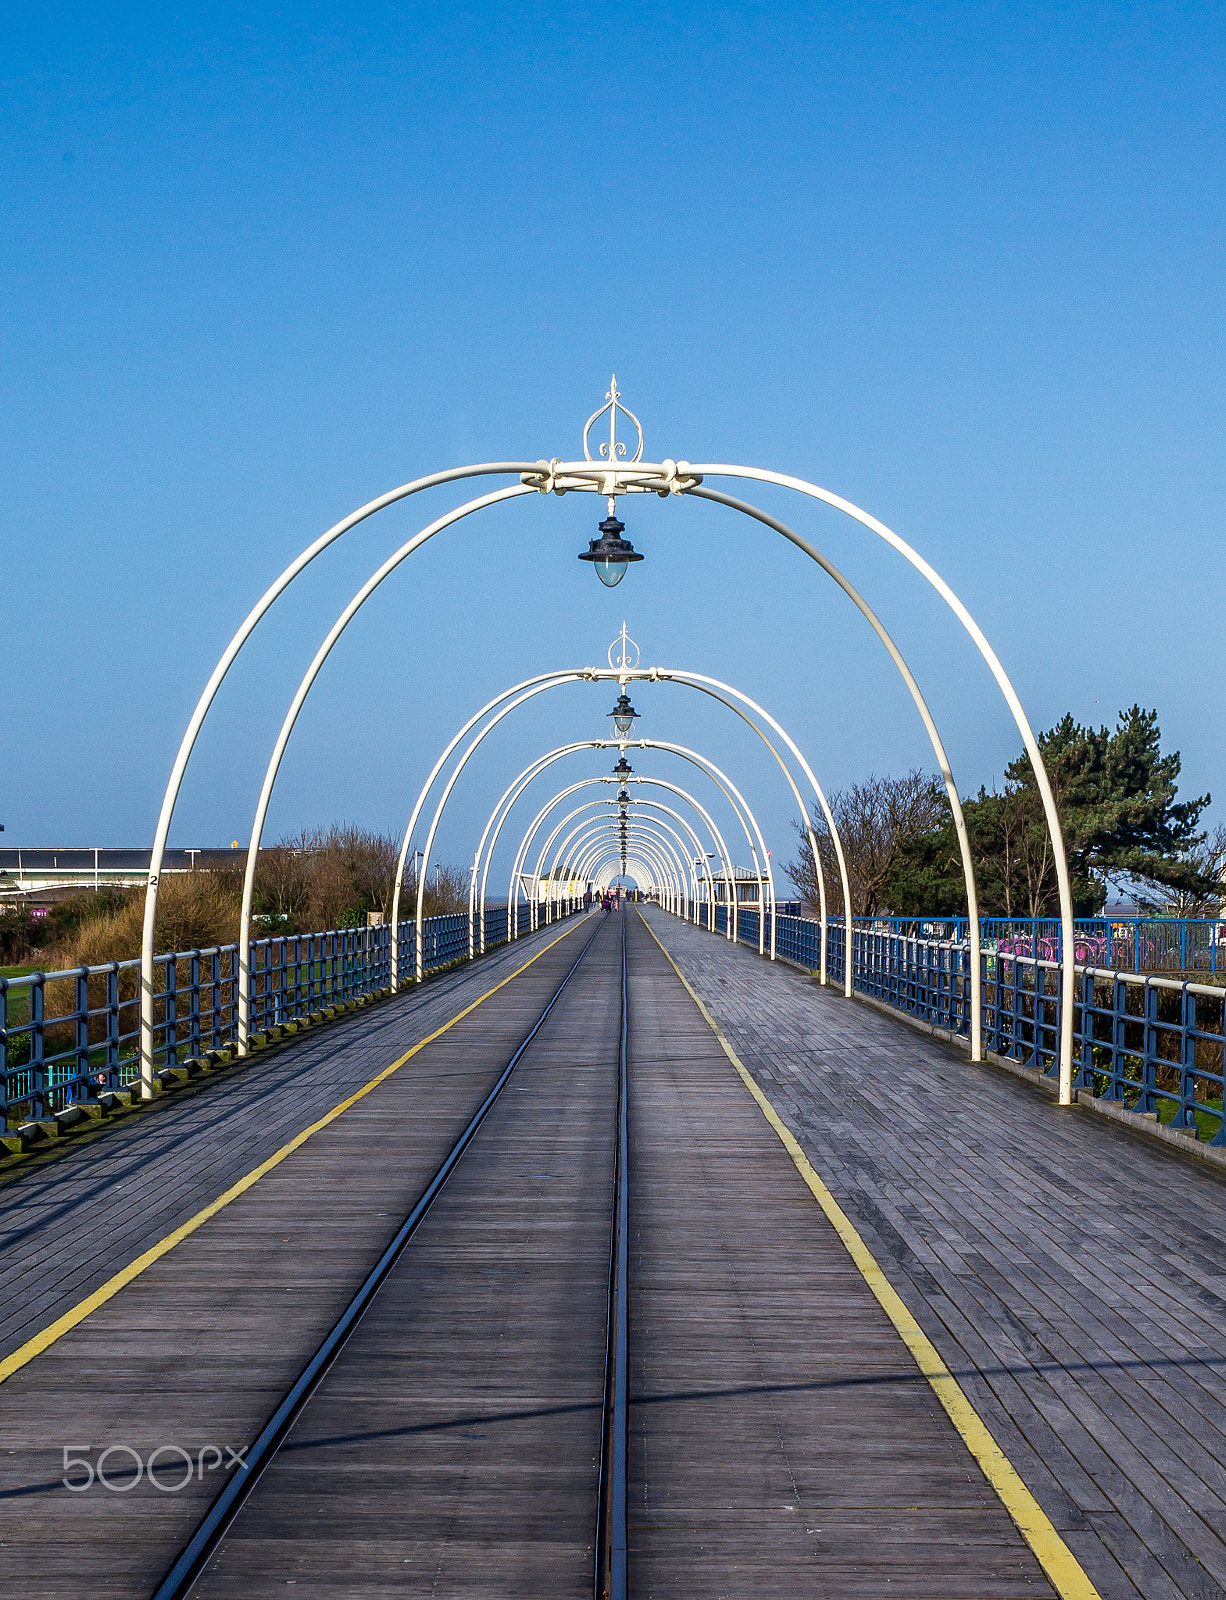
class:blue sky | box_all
[3,2,1223,883]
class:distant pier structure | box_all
[0,846,237,907]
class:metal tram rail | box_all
[596,912,630,1600]
[151,909,630,1600]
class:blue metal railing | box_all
[1,901,578,1125]
[804,915,1226,974]
[693,905,1226,1144]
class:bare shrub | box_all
[787,771,948,916]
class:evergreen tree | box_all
[879,708,1213,917]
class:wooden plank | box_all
[626,913,1056,1599]
[644,906,1226,1600]
[0,922,601,1598]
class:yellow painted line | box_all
[638,910,1101,1600]
[0,920,588,1388]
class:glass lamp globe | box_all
[578,514,643,588]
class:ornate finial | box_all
[607,622,640,674]
[583,374,644,465]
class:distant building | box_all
[0,847,240,910]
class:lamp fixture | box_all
[579,510,643,588]
[613,755,633,780]
[608,690,640,738]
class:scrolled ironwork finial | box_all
[582,374,644,465]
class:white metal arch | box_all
[142,420,1069,1095]
[139,460,542,1092]
[233,485,531,1047]
[685,465,1072,1095]
[571,821,692,917]
[395,666,845,979]
[582,838,678,902]
[535,792,715,927]
[501,741,774,954]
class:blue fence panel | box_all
[669,902,1226,1145]
[846,915,1224,974]
[773,913,824,972]
[3,904,582,1127]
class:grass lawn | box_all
[1,967,41,1028]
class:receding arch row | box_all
[531,791,720,931]
[157,475,966,1066]
[569,820,691,910]
[500,742,772,954]
[384,666,851,995]
[224,515,990,1057]
[499,782,722,934]
[473,763,742,955]
[573,821,684,899]
[140,443,1070,1094]
[440,737,773,982]
[522,798,712,927]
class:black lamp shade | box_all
[608,691,640,737]
[578,514,643,588]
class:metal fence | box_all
[812,914,1226,974]
[706,905,1226,1144]
[1,900,564,1125]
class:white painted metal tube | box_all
[235,485,532,1048]
[572,815,696,914]
[139,459,539,1094]
[682,492,982,1050]
[688,464,1072,1097]
[631,739,775,952]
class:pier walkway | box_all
[0,903,1222,1597]
[641,903,1226,1600]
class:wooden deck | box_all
[642,903,1226,1600]
[5,898,1223,1596]
[0,918,598,1597]
[191,914,625,1595]
[626,911,1054,1598]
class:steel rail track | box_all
[152,914,606,1600]
[595,909,629,1600]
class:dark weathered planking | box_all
[0,916,586,1359]
[193,915,624,1597]
[0,920,598,1599]
[643,904,1226,1600]
[626,912,1056,1599]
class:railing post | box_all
[163,953,177,1068]
[188,950,201,1061]
[75,967,90,1102]
[30,975,45,1120]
